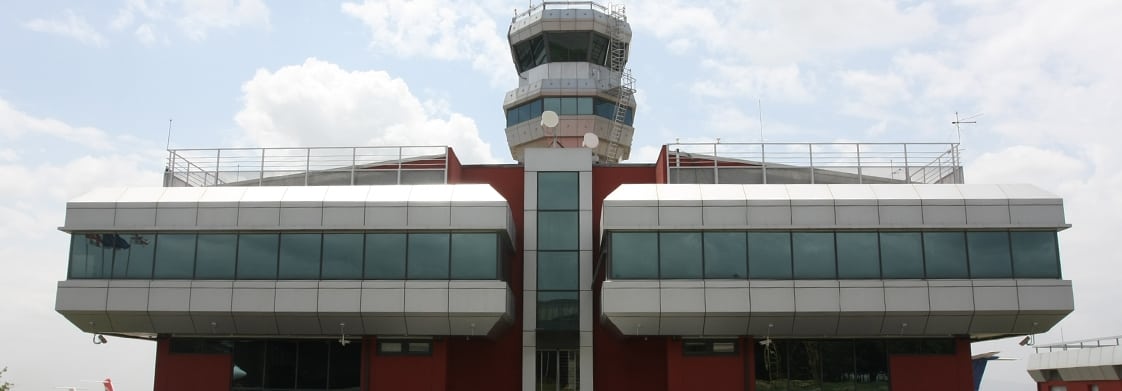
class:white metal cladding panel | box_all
[62,184,514,232]
[599,279,1073,337]
[1028,346,1122,379]
[57,279,512,337]
[600,183,1068,230]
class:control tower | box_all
[504,1,636,163]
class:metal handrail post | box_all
[305,148,311,186]
[443,147,449,184]
[397,147,403,185]
[902,144,911,184]
[166,150,176,187]
[808,144,815,184]
[351,148,357,185]
[855,143,863,184]
[259,149,265,186]
[761,143,767,184]
[713,143,719,184]
[214,149,222,186]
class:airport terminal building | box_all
[55,2,1074,390]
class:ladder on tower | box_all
[606,3,634,163]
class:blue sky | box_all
[1,0,1120,389]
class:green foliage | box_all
[0,366,12,391]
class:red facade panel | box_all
[450,165,524,390]
[367,337,448,391]
[665,338,749,391]
[888,338,974,391]
[153,338,232,391]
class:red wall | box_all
[1038,380,1122,391]
[590,165,667,390]
[153,338,231,391]
[448,165,525,390]
[366,337,448,391]
[665,338,749,391]
[889,337,974,391]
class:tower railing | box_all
[164,146,449,187]
[605,3,634,163]
[664,142,963,185]
[511,1,610,24]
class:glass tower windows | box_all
[606,229,1063,280]
[879,232,923,279]
[365,233,406,279]
[967,231,1012,278]
[1012,231,1061,278]
[68,231,505,281]
[195,233,237,279]
[923,232,969,278]
[513,32,615,72]
[748,232,792,279]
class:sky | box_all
[0,0,1119,389]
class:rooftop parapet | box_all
[164,146,450,187]
[661,142,963,185]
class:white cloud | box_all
[341,0,513,86]
[134,24,158,46]
[691,61,814,103]
[0,98,114,149]
[0,97,162,391]
[111,0,269,43]
[631,0,938,65]
[23,9,109,47]
[234,58,498,163]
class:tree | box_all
[0,366,11,391]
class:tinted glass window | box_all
[821,341,856,389]
[537,291,579,330]
[854,341,888,390]
[195,234,237,279]
[322,233,363,279]
[237,234,278,279]
[836,232,879,279]
[611,232,658,279]
[70,234,112,278]
[793,232,836,279]
[660,232,702,278]
[594,98,615,118]
[544,97,561,114]
[560,97,578,115]
[538,251,579,290]
[296,341,329,389]
[231,340,265,388]
[407,233,449,279]
[967,231,1012,278]
[264,341,297,388]
[119,233,156,279]
[547,32,589,62]
[577,97,593,115]
[589,34,610,66]
[1012,231,1060,278]
[924,232,968,278]
[514,35,546,71]
[704,232,747,278]
[528,99,543,120]
[880,232,923,278]
[278,233,321,279]
[451,233,498,279]
[748,232,791,279]
[365,233,406,279]
[154,233,196,279]
[538,172,578,210]
[538,211,578,250]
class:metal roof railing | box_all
[1034,335,1122,353]
[664,142,963,185]
[164,146,449,187]
[511,1,610,24]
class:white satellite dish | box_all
[540,110,559,128]
[581,132,600,148]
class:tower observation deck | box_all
[504,1,636,163]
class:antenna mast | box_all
[165,118,174,150]
[951,111,982,145]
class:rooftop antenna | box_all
[951,111,982,144]
[758,98,765,143]
[165,118,173,150]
